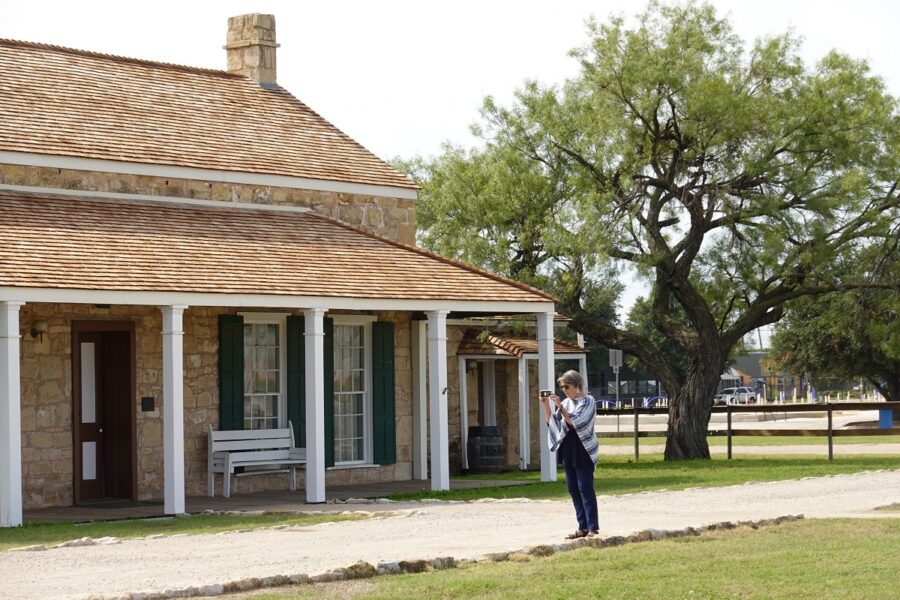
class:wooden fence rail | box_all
[595,402,900,461]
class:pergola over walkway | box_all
[456,331,588,478]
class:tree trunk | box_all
[664,352,721,460]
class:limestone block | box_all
[339,204,363,224]
[363,207,385,229]
[31,431,54,449]
[395,417,413,444]
[182,386,196,408]
[37,356,64,379]
[141,420,162,446]
[189,409,209,425]
[197,391,214,407]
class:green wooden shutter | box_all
[324,317,335,468]
[218,314,244,431]
[372,321,396,464]
[286,315,305,447]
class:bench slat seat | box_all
[207,422,306,498]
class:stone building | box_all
[0,14,580,527]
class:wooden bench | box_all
[207,423,306,498]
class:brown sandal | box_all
[565,529,588,539]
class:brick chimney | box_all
[224,14,279,85]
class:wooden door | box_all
[73,322,136,503]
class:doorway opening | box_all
[72,321,136,504]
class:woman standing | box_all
[540,370,599,539]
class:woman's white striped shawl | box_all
[547,395,599,466]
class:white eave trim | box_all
[0,151,418,201]
[0,184,312,214]
[0,287,554,314]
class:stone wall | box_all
[0,164,416,244]
[18,303,413,508]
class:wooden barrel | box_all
[467,425,505,473]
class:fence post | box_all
[633,405,640,461]
[827,403,834,461]
[727,405,733,460]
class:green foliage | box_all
[771,285,900,401]
[255,520,900,600]
[625,295,690,380]
[400,1,900,458]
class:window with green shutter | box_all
[372,321,396,465]
[286,315,334,468]
[218,314,244,430]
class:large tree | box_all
[404,2,900,459]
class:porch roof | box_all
[0,190,554,306]
[456,331,586,357]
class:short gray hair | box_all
[556,370,584,390]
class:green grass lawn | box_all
[233,518,900,600]
[0,512,363,552]
[599,434,900,446]
[390,455,900,502]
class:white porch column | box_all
[162,305,187,515]
[304,308,326,503]
[517,356,530,470]
[579,355,589,394]
[536,312,557,482]
[0,302,24,527]
[458,357,468,471]
[426,310,450,491]
[410,320,428,480]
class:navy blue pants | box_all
[563,460,599,532]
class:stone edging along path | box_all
[82,515,806,600]
[3,470,897,600]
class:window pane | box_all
[333,324,368,463]
[243,322,282,431]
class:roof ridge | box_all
[306,211,557,303]
[0,37,241,79]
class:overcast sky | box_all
[2,1,897,327]
[2,1,898,162]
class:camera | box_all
[539,389,553,399]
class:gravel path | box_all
[3,470,899,600]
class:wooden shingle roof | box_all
[0,39,415,190]
[456,332,586,357]
[0,191,553,303]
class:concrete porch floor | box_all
[23,477,530,523]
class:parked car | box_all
[643,396,667,408]
[714,387,758,405]
[595,397,620,410]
